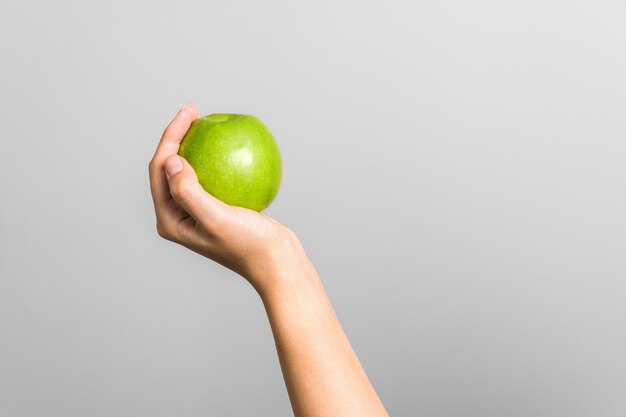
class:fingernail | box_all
[180,102,192,114]
[165,156,183,176]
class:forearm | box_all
[258,256,388,417]
[150,105,387,416]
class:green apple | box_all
[178,114,282,212]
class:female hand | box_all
[148,103,307,293]
[148,104,388,417]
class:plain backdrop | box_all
[1,1,625,416]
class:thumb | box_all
[164,154,227,229]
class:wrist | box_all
[245,229,322,301]
[258,262,324,303]
[258,264,330,325]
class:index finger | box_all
[153,102,199,163]
[149,103,199,204]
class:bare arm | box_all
[148,103,388,417]
[261,259,388,417]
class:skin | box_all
[148,103,389,417]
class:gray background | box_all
[1,0,625,416]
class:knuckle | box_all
[284,227,303,250]
[282,225,298,241]
[171,181,193,202]
[148,158,159,175]
[156,220,174,241]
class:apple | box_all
[178,114,282,212]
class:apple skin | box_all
[178,114,282,212]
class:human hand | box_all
[149,105,388,417]
[148,103,306,293]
